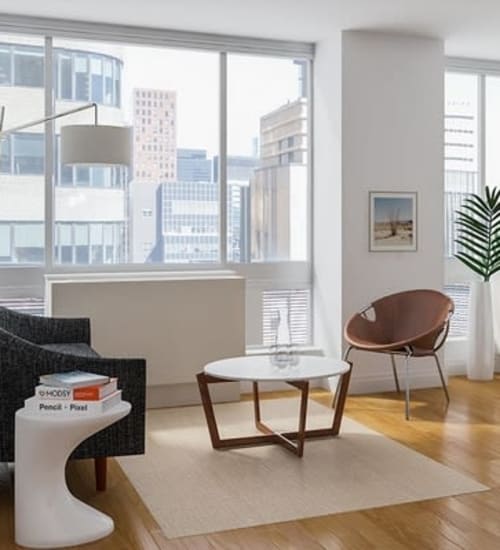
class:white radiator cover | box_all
[46,271,246,407]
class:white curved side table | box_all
[15,401,131,549]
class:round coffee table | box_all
[197,355,351,457]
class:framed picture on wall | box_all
[369,192,417,252]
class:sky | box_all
[373,197,414,223]
[121,45,302,157]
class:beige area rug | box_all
[117,398,488,539]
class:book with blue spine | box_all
[39,370,110,389]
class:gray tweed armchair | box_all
[0,306,146,491]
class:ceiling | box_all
[1,0,500,60]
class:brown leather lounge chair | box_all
[344,289,454,420]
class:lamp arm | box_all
[0,102,98,138]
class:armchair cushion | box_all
[41,343,99,358]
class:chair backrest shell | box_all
[344,289,454,353]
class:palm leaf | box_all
[455,252,487,279]
[454,186,500,281]
[457,227,488,248]
[456,219,489,238]
[457,227,488,246]
[455,237,489,257]
[464,196,490,217]
[460,203,490,222]
[489,264,500,278]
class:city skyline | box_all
[0,34,309,267]
[121,45,303,157]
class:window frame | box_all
[444,58,500,347]
[0,19,314,347]
[444,59,493,285]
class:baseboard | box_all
[146,381,240,408]
[445,358,500,376]
[145,360,476,407]
[239,379,325,394]
[446,360,466,376]
[347,371,443,395]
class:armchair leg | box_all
[433,353,450,403]
[94,457,107,492]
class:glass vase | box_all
[269,302,300,369]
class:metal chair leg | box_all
[343,345,353,362]
[390,354,401,393]
[404,352,411,420]
[433,353,450,403]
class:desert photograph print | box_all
[370,191,417,251]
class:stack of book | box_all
[25,370,122,414]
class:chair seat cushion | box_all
[41,342,100,358]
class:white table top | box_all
[204,355,349,382]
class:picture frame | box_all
[369,192,417,252]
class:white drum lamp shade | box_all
[61,125,132,165]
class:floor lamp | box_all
[0,102,132,166]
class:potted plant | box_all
[455,186,500,380]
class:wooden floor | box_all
[2,376,500,549]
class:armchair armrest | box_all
[0,329,146,461]
[0,306,90,345]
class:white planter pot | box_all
[467,280,495,380]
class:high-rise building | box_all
[445,102,476,173]
[129,182,162,263]
[177,148,212,182]
[213,155,259,183]
[260,97,308,168]
[293,60,308,98]
[0,36,128,265]
[213,154,258,262]
[159,181,219,263]
[133,88,177,183]
[251,97,308,261]
[130,87,177,261]
[444,98,478,257]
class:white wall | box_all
[313,34,343,362]
[314,30,445,393]
[343,31,444,391]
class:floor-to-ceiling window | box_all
[445,62,500,346]
[0,24,313,347]
[0,35,45,266]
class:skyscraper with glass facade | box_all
[160,180,219,263]
[177,148,212,182]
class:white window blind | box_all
[444,284,469,338]
[0,297,44,316]
[262,289,311,346]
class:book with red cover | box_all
[35,378,118,401]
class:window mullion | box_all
[44,36,54,271]
[479,72,486,192]
[219,51,228,265]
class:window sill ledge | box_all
[246,345,323,356]
[44,270,242,283]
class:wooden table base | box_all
[196,365,352,458]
